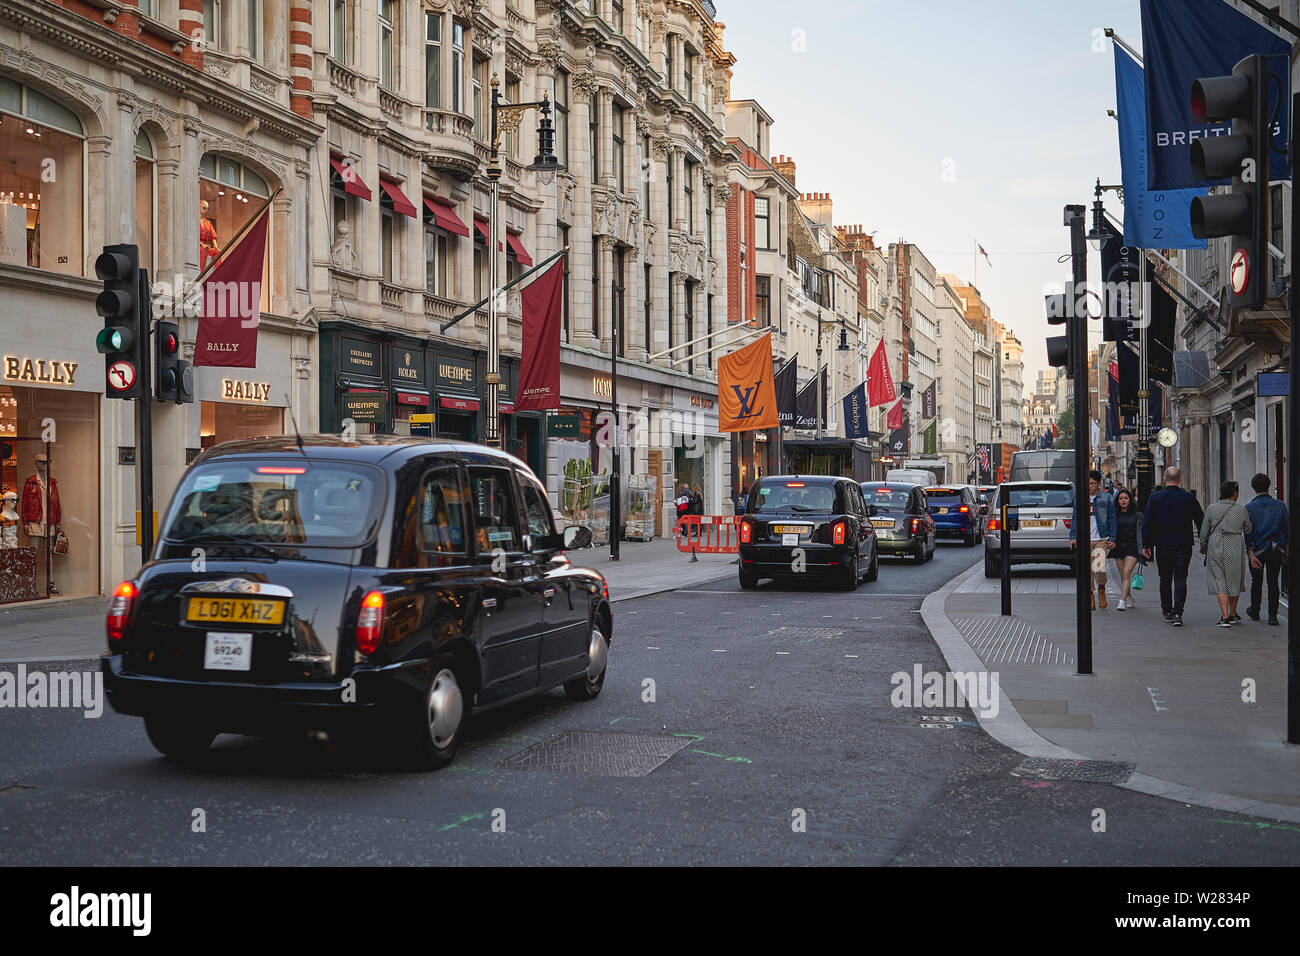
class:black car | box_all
[737,475,879,590]
[861,482,937,562]
[102,436,612,771]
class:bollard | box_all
[1000,500,1012,616]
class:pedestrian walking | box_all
[676,482,691,541]
[1141,466,1205,627]
[1069,470,1116,610]
[1244,472,1288,625]
[1201,481,1255,627]
[1111,487,1143,610]
[689,483,705,541]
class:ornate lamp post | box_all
[484,73,562,448]
[813,308,851,441]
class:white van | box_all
[886,468,937,487]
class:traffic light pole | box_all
[137,268,155,564]
[1067,204,1093,676]
[1288,89,1300,745]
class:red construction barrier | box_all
[673,515,743,554]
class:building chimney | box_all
[773,155,796,187]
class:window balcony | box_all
[420,109,481,180]
[380,282,405,310]
[379,88,403,121]
[328,57,359,97]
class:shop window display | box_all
[201,401,285,448]
[0,387,99,603]
[0,76,85,276]
[198,153,272,311]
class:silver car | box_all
[983,481,1076,577]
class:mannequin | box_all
[200,199,219,269]
[21,453,61,593]
[0,490,18,549]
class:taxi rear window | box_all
[926,489,963,504]
[162,461,384,547]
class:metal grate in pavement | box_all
[1012,757,1136,784]
[954,617,1075,665]
[496,731,691,777]
[764,627,844,641]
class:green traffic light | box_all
[96,327,131,354]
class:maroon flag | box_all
[516,258,564,411]
[194,209,269,368]
[886,399,904,430]
[866,340,896,407]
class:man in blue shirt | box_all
[1142,466,1205,627]
[1245,472,1288,625]
[1070,470,1116,609]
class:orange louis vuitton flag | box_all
[717,333,779,432]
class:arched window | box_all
[134,130,156,275]
[199,152,272,311]
[0,75,85,276]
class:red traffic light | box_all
[161,330,179,355]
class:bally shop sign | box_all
[436,355,476,390]
[341,391,388,424]
[221,378,271,402]
[390,345,425,386]
[4,356,78,386]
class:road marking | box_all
[712,648,726,652]
[776,651,791,655]
[844,654,859,658]
[646,646,660,650]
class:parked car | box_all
[738,475,879,590]
[925,486,982,546]
[861,482,936,563]
[983,481,1076,577]
[102,436,613,771]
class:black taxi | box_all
[102,436,612,771]
[737,475,879,590]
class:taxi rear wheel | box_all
[144,712,216,762]
[739,569,758,590]
[394,655,465,771]
[865,547,879,583]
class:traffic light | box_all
[154,320,193,404]
[1189,53,1271,312]
[95,243,143,399]
[1045,292,1073,377]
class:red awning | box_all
[378,177,418,218]
[423,197,470,237]
[505,232,533,266]
[395,391,430,406]
[329,155,371,200]
[473,216,503,251]
[499,401,515,415]
[440,396,481,412]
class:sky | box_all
[722,0,1146,392]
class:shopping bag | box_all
[1132,570,1144,590]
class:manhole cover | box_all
[1011,757,1136,784]
[496,731,692,777]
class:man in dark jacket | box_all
[1245,472,1288,624]
[1141,466,1205,627]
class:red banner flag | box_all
[866,340,896,407]
[516,258,565,411]
[886,399,903,430]
[194,209,269,368]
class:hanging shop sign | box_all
[547,413,581,438]
[341,390,388,424]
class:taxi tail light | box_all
[833,520,847,545]
[740,520,752,544]
[959,505,970,513]
[910,517,920,535]
[987,517,1001,532]
[356,590,385,655]
[106,581,137,643]
[1064,519,1072,530]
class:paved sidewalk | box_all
[0,534,736,663]
[929,557,1300,821]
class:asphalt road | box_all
[1,541,1298,866]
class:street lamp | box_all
[483,73,564,449]
[813,308,851,441]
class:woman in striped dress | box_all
[1201,480,1255,627]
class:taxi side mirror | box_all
[563,525,592,550]
[868,505,879,517]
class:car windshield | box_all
[162,461,384,547]
[862,486,909,510]
[753,482,837,513]
[1004,486,1074,509]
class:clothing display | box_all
[22,471,61,535]
[0,492,18,549]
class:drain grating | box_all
[1011,757,1136,784]
[496,731,692,777]
[764,626,844,642]
[954,617,1075,665]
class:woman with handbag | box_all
[1201,480,1255,627]
[1112,487,1143,610]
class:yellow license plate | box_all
[937,507,949,514]
[872,519,895,528]
[1020,520,1054,528]
[186,597,286,625]
[771,524,810,534]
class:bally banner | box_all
[717,332,779,432]
[516,258,565,410]
[867,340,896,407]
[842,382,870,440]
[194,208,269,368]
